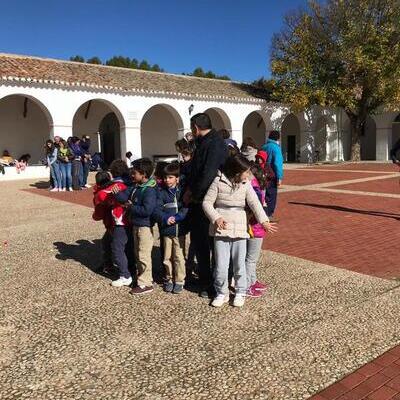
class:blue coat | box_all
[154,185,188,237]
[262,139,284,180]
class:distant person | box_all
[186,113,228,298]
[218,129,237,148]
[57,139,74,191]
[80,135,92,188]
[69,137,83,190]
[125,151,134,167]
[45,140,62,192]
[262,131,283,219]
[15,154,31,174]
[0,150,14,165]
[390,137,400,166]
[241,137,259,162]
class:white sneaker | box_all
[85,184,92,188]
[50,188,58,192]
[68,187,73,192]
[211,294,229,308]
[233,294,245,307]
[61,188,66,192]
[111,277,132,287]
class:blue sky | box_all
[0,0,307,82]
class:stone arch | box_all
[281,113,301,162]
[72,99,125,165]
[242,111,269,148]
[140,104,184,160]
[204,107,232,131]
[0,93,54,164]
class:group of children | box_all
[92,142,277,307]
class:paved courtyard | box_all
[1,162,400,399]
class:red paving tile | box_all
[23,188,94,208]
[310,346,400,400]
[283,170,384,186]
[333,177,400,195]
[307,163,398,172]
[266,189,400,279]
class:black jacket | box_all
[188,129,228,202]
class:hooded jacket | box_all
[248,177,267,239]
[262,139,284,180]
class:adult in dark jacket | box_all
[390,138,400,165]
[80,135,92,188]
[186,113,228,297]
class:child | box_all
[15,154,31,174]
[116,158,157,295]
[246,163,269,298]
[105,160,132,287]
[58,140,74,191]
[202,154,277,308]
[154,162,188,294]
[92,171,114,275]
[45,140,62,192]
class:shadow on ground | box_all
[29,181,51,189]
[289,201,400,221]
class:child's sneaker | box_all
[253,281,268,292]
[68,187,73,192]
[211,294,229,308]
[173,283,184,294]
[131,285,153,295]
[247,286,263,298]
[111,276,132,287]
[164,281,174,293]
[233,294,245,307]
[50,187,58,192]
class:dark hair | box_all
[175,138,190,153]
[181,148,193,158]
[250,162,268,190]
[109,159,130,178]
[132,158,154,178]
[227,144,240,157]
[240,137,258,151]
[45,140,54,154]
[217,129,230,140]
[18,153,31,162]
[190,113,212,130]
[154,161,168,179]
[126,151,132,158]
[71,136,80,144]
[222,154,251,184]
[164,162,180,177]
[269,130,280,141]
[95,171,111,188]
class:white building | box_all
[0,53,397,179]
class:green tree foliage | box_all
[86,56,102,65]
[69,55,85,63]
[191,67,231,80]
[270,0,400,160]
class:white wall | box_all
[0,95,50,164]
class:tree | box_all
[139,60,150,70]
[86,56,102,65]
[270,0,400,160]
[191,67,231,80]
[70,55,85,63]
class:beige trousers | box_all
[162,236,186,284]
[133,226,154,287]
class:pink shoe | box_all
[247,286,263,298]
[253,281,268,291]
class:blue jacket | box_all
[115,178,157,227]
[154,185,188,237]
[262,139,284,180]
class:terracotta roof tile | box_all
[0,53,268,102]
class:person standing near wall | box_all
[185,113,228,298]
[70,137,83,190]
[390,138,400,166]
[80,135,91,188]
[262,130,284,219]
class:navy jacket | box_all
[154,185,188,237]
[188,129,228,202]
[115,178,157,227]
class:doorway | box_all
[287,135,296,162]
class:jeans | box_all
[111,226,131,279]
[59,162,72,189]
[213,237,247,296]
[265,179,278,217]
[72,159,83,190]
[50,162,62,188]
[102,230,113,267]
[82,160,90,186]
[245,237,263,288]
[189,204,213,289]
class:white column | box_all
[121,126,141,160]
[376,126,391,161]
[231,128,242,147]
[300,129,313,163]
[50,125,73,140]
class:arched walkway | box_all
[361,116,376,160]
[314,116,328,161]
[72,99,125,164]
[281,114,300,162]
[0,94,53,164]
[392,114,400,152]
[140,104,183,160]
[242,111,267,148]
[204,107,232,131]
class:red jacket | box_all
[92,180,129,228]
